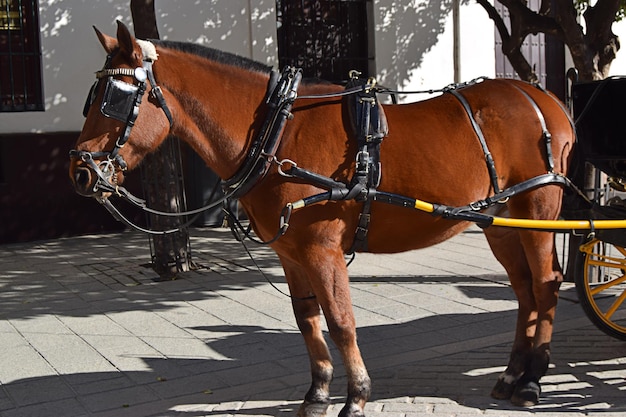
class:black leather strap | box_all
[508,83,555,173]
[447,88,502,194]
[221,66,302,198]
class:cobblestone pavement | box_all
[0,226,624,417]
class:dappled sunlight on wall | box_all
[0,1,277,135]
[372,0,494,102]
[154,0,277,67]
[374,0,456,91]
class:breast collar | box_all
[221,66,302,198]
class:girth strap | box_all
[345,74,389,254]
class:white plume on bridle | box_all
[136,39,158,61]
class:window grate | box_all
[276,0,370,83]
[0,0,43,112]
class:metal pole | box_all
[453,0,461,83]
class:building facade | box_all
[1,0,616,243]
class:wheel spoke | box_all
[605,290,626,319]
[586,253,626,269]
[588,272,626,296]
[616,245,626,257]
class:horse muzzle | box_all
[69,150,124,197]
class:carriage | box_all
[70,21,626,415]
[563,76,626,342]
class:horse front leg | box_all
[281,248,371,417]
[281,256,334,417]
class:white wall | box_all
[0,0,496,133]
[371,0,495,103]
[0,0,277,134]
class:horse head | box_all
[70,21,173,197]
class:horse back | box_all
[246,78,574,254]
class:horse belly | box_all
[364,203,472,253]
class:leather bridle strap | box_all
[144,60,173,126]
[509,82,555,173]
[70,58,173,193]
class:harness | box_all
[344,73,388,252]
[72,43,568,245]
[221,66,302,198]
[281,77,563,251]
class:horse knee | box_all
[326,317,358,347]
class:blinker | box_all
[100,78,140,122]
[82,67,147,119]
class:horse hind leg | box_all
[484,215,562,406]
[512,227,562,407]
[484,227,534,400]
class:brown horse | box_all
[70,22,574,416]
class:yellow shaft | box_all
[412,198,626,230]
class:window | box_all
[276,0,371,83]
[0,0,43,112]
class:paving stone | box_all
[0,226,624,416]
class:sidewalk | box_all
[0,226,624,417]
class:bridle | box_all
[69,49,173,195]
[69,43,276,236]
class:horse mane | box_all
[149,40,344,88]
[150,39,273,75]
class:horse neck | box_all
[155,48,271,180]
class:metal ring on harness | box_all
[276,158,298,177]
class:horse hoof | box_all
[490,378,515,400]
[511,378,541,407]
[297,400,330,417]
[338,404,365,417]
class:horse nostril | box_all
[74,167,93,194]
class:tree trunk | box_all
[130,0,192,277]
[478,0,621,82]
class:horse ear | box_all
[115,20,143,65]
[93,26,117,55]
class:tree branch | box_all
[476,0,536,81]
[476,0,510,45]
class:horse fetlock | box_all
[529,346,551,376]
[348,371,371,401]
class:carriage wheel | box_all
[575,238,626,340]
